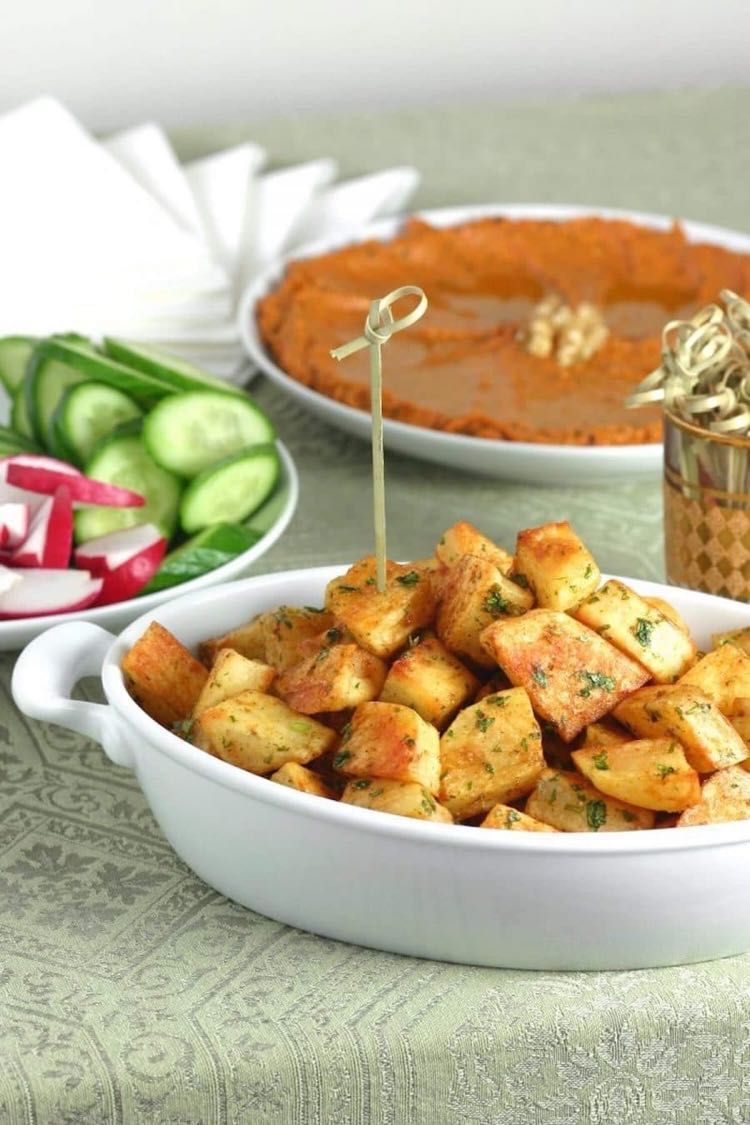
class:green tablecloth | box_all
[3,86,750,1124]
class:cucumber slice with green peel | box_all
[0,424,44,455]
[179,444,280,533]
[52,381,142,466]
[103,338,242,396]
[11,383,34,438]
[0,336,37,393]
[143,390,275,478]
[74,432,182,543]
[245,482,287,535]
[25,352,88,445]
[141,522,261,594]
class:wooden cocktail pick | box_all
[330,285,428,592]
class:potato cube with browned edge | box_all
[199,616,267,667]
[574,580,696,683]
[712,626,750,656]
[644,596,691,635]
[325,557,437,659]
[436,555,533,669]
[275,643,387,713]
[193,691,336,774]
[379,636,479,729]
[613,685,749,773]
[480,805,558,832]
[480,609,649,742]
[572,738,701,812]
[261,606,336,672]
[435,521,513,575]
[678,766,750,826]
[514,521,599,612]
[679,644,750,715]
[123,621,208,729]
[270,761,335,799]
[341,778,453,823]
[333,701,440,792]
[439,688,544,820]
[526,769,655,832]
[193,649,276,717]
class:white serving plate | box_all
[0,440,298,652]
[239,203,750,485]
[12,565,750,971]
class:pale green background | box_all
[1,87,750,1124]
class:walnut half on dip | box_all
[256,215,750,445]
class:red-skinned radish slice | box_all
[74,523,167,605]
[0,565,21,597]
[5,463,145,509]
[0,481,48,517]
[0,568,103,618]
[10,486,73,569]
[0,502,30,549]
[0,454,80,480]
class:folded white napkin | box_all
[0,96,420,380]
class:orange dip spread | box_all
[256,216,750,445]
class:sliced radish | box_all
[10,486,73,569]
[0,568,103,618]
[6,463,145,509]
[0,454,81,481]
[0,565,22,597]
[0,481,48,517]
[0,502,30,549]
[74,523,167,605]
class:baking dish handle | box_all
[11,621,134,769]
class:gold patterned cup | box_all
[664,410,750,601]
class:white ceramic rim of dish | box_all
[237,202,750,470]
[0,439,298,641]
[96,564,750,855]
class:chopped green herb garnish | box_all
[621,810,637,823]
[303,606,325,613]
[586,799,607,831]
[584,563,594,579]
[485,694,508,707]
[291,720,311,734]
[483,585,509,617]
[513,573,529,589]
[578,670,616,698]
[531,665,548,688]
[338,584,357,593]
[656,764,677,779]
[171,718,194,739]
[365,576,377,586]
[475,710,495,733]
[484,761,495,774]
[353,779,371,790]
[340,721,352,742]
[396,570,420,587]
[334,750,352,768]
[633,617,655,648]
[592,751,609,770]
[506,809,522,826]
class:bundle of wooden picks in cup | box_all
[627,289,750,601]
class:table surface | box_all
[3,85,750,1125]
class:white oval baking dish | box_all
[12,566,750,971]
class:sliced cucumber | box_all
[25,351,88,446]
[11,382,34,438]
[0,424,43,455]
[143,390,275,478]
[245,481,289,535]
[52,381,142,466]
[141,522,261,594]
[179,444,280,533]
[75,432,182,543]
[103,338,241,396]
[0,336,37,393]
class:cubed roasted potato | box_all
[379,636,478,729]
[677,766,750,826]
[480,609,649,742]
[123,621,208,728]
[193,648,276,716]
[193,691,336,774]
[261,606,336,672]
[679,645,750,715]
[514,521,599,612]
[270,761,334,799]
[613,685,749,773]
[712,626,750,656]
[334,701,441,792]
[579,718,632,750]
[275,643,387,713]
[574,580,696,683]
[325,557,437,659]
[644,596,690,635]
[730,699,750,746]
[341,778,453,823]
[435,521,513,575]
[572,738,701,812]
[199,616,267,666]
[525,768,655,832]
[436,555,533,669]
[479,804,558,832]
[439,688,544,820]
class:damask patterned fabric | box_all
[2,87,750,1123]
